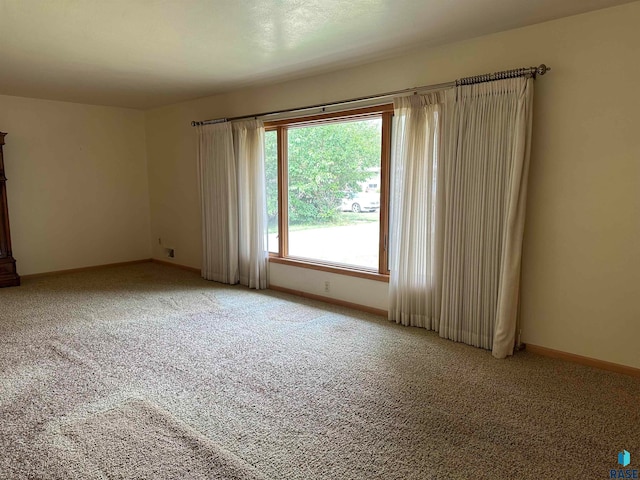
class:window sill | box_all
[269,256,390,283]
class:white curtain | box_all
[233,121,268,289]
[389,92,445,330]
[389,77,533,358]
[197,122,238,284]
[197,119,268,289]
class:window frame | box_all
[265,104,393,283]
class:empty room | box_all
[1,1,639,478]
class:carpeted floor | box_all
[0,263,638,479]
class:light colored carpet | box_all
[40,397,266,480]
[0,263,638,479]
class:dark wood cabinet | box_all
[0,132,20,287]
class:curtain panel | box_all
[197,120,268,289]
[389,92,446,330]
[389,77,534,358]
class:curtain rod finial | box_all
[537,64,550,76]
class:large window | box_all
[265,105,392,280]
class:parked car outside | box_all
[340,192,380,213]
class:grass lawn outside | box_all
[268,211,378,234]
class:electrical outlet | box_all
[324,281,330,293]
[165,248,175,258]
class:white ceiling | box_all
[0,0,633,109]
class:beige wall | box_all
[0,94,151,275]
[145,2,640,368]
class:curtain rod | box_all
[191,64,550,127]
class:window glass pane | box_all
[287,118,382,269]
[264,130,279,253]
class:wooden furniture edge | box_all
[0,131,20,288]
[21,259,153,279]
[269,284,387,317]
[525,343,640,378]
